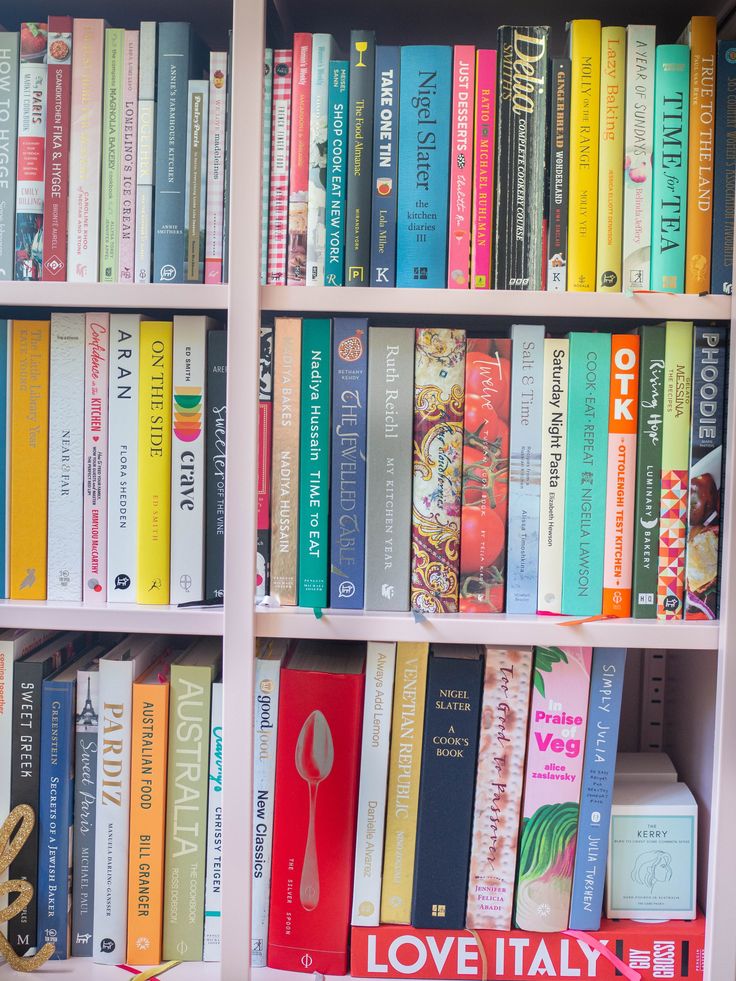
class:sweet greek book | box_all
[260,50,272,286]
[203,681,223,961]
[546,58,570,292]
[596,27,625,292]
[537,339,569,614]
[471,49,496,289]
[184,80,209,283]
[83,313,109,603]
[712,40,736,295]
[0,34,19,280]
[286,33,312,286]
[448,45,475,288]
[623,26,656,292]
[117,30,138,282]
[14,23,47,280]
[345,31,376,286]
[205,329,227,600]
[266,49,292,285]
[205,51,228,284]
[369,46,399,287]
[325,60,348,286]
[134,21,156,284]
[306,34,335,286]
[41,17,72,282]
[99,28,124,282]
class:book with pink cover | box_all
[447,45,475,288]
[471,49,496,290]
[205,51,228,283]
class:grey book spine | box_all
[0,33,19,280]
[71,669,99,956]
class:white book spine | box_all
[107,314,140,602]
[537,338,569,613]
[203,682,223,961]
[351,641,397,926]
[204,52,228,284]
[47,313,86,600]
[305,34,334,286]
[83,313,109,603]
[170,316,209,604]
[134,21,156,284]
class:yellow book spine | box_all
[137,321,173,603]
[568,19,602,291]
[685,17,717,293]
[380,642,429,924]
[10,321,50,599]
[596,26,625,292]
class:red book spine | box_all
[41,16,73,281]
[286,33,312,286]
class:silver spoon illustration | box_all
[295,709,335,911]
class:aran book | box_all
[184,79,209,282]
[99,28,125,282]
[41,17,72,282]
[546,58,571,292]
[471,50,496,289]
[712,40,736,295]
[257,325,273,598]
[537,339,569,614]
[203,681,224,961]
[205,51,228,284]
[306,34,336,286]
[83,313,109,603]
[266,49,292,286]
[596,27,625,292]
[117,30,138,283]
[205,329,227,601]
[260,50,273,285]
[369,46,400,287]
[448,45,475,288]
[325,60,348,286]
[14,23,48,281]
[134,21,156,284]
[286,33,312,286]
[345,31,376,286]
[0,34,19,280]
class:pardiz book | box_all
[537,338,569,614]
[623,25,656,292]
[447,45,475,288]
[370,46,400,287]
[82,312,109,602]
[345,31,375,286]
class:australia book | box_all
[83,313,110,602]
[345,31,376,286]
[369,46,399,287]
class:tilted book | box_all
[537,339,569,614]
[471,50,496,289]
[325,60,348,286]
[306,34,335,286]
[257,325,273,598]
[623,26,656,293]
[184,79,209,282]
[134,21,156,284]
[0,34,19,280]
[448,45,475,288]
[118,30,138,283]
[205,329,227,600]
[546,58,571,292]
[369,46,400,287]
[345,31,376,286]
[41,17,72,282]
[260,50,272,286]
[203,681,224,961]
[266,49,292,285]
[14,24,48,281]
[711,40,736,295]
[99,28,124,282]
[286,33,312,286]
[595,27,625,292]
[205,51,228,284]
[83,313,109,602]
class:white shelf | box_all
[0,961,220,980]
[261,285,732,321]
[0,599,223,635]
[0,282,229,310]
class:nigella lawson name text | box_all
[410,71,439,191]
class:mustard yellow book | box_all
[380,642,429,924]
[567,20,602,291]
[137,321,173,603]
[596,26,625,292]
[10,321,50,600]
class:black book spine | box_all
[206,329,227,600]
[345,30,376,286]
[492,26,550,290]
[411,649,484,929]
[545,57,570,291]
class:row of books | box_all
[0,20,230,284]
[253,640,698,975]
[0,630,223,962]
[257,317,726,621]
[260,20,735,295]
[0,315,227,605]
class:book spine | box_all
[107,315,140,602]
[711,40,736,295]
[345,30,376,286]
[205,51,228,284]
[286,33,312,286]
[41,17,72,282]
[14,24,48,281]
[622,26,656,293]
[471,50,496,289]
[410,328,465,611]
[118,31,138,283]
[99,29,124,282]
[493,27,549,291]
[447,46,475,288]
[561,333,611,617]
[137,321,173,604]
[569,647,626,930]
[205,329,227,600]
[685,325,727,619]
[257,325,273,598]
[602,336,640,616]
[364,327,415,611]
[72,669,99,956]
[467,647,533,930]
[537,339,569,613]
[184,80,209,283]
[0,35,19,280]
[325,60,349,286]
[546,58,571,292]
[82,314,109,603]
[203,682,223,961]
[3,320,7,597]
[595,27,625,292]
[298,319,332,607]
[266,49,292,285]
[506,323,544,613]
[650,45,690,293]
[380,643,429,924]
[260,50,273,286]
[47,313,85,601]
[657,321,694,618]
[134,21,156,284]
[269,319,300,604]
[330,318,368,608]
[68,19,104,282]
[514,646,593,931]
[370,46,400,287]
[684,18,716,293]
[221,29,232,281]
[567,20,601,291]
[170,317,208,603]
[10,321,50,599]
[459,337,511,613]
[306,35,334,286]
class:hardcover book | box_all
[257,325,273,598]
[14,23,48,280]
[537,339,569,614]
[471,50,496,289]
[448,46,475,288]
[221,30,233,282]
[184,80,209,282]
[134,21,156,284]
[286,33,312,286]
[546,58,571,292]
[99,29,124,282]
[325,60,348,286]
[117,30,138,282]
[266,49,292,285]
[623,26,656,292]
[203,681,224,961]
[0,34,19,280]
[0,320,7,596]
[596,27,625,292]
[306,34,335,285]
[205,51,228,284]
[369,46,400,287]
[260,50,273,286]
[345,30,376,286]
[712,40,736,295]
[205,329,227,601]
[83,313,109,602]
[41,17,72,282]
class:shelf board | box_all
[0,282,229,311]
[255,607,719,650]
[0,961,220,980]
[0,600,223,635]
[260,285,732,320]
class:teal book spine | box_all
[561,333,611,616]
[325,61,348,286]
[650,45,690,293]
[298,319,332,607]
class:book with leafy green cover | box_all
[100,29,124,282]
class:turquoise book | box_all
[561,333,611,616]
[396,46,452,288]
[298,319,332,608]
[0,321,7,598]
[325,61,349,286]
[650,45,690,293]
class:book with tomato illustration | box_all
[411,328,466,612]
[14,23,48,280]
[448,45,475,288]
[459,337,511,613]
[537,339,569,614]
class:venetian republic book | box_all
[345,30,376,286]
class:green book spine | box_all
[561,333,611,616]
[100,28,125,282]
[298,318,332,607]
[632,325,666,618]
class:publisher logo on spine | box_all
[159,263,177,281]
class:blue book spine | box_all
[329,318,368,608]
[711,41,736,295]
[0,320,8,598]
[325,61,348,286]
[396,46,452,288]
[37,680,75,957]
[370,47,400,287]
[569,648,627,930]
[506,323,545,613]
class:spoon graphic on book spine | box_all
[295,709,335,911]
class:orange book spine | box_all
[685,17,717,293]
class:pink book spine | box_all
[286,33,312,286]
[471,49,496,291]
[266,49,293,286]
[447,45,475,289]
[118,30,138,282]
[205,51,228,283]
[41,16,73,281]
[83,313,109,604]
